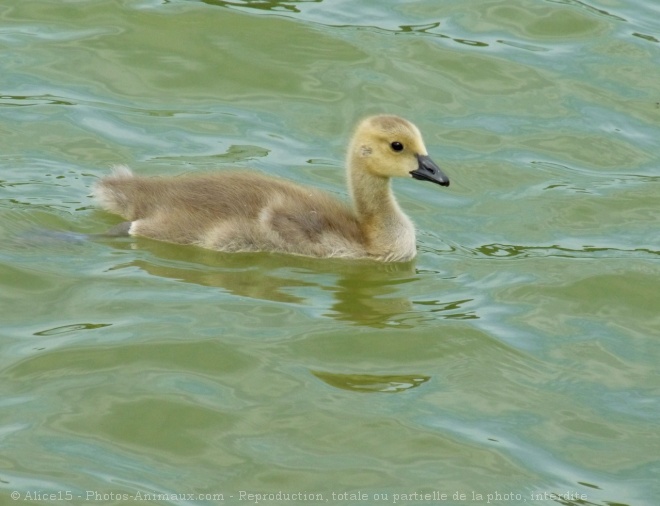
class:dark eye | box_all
[390,141,404,152]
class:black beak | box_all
[410,154,450,187]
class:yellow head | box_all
[349,115,449,186]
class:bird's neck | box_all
[347,159,416,261]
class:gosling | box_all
[94,115,450,262]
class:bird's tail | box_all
[92,165,137,220]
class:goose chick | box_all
[94,115,449,262]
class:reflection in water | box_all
[153,144,270,165]
[200,0,322,14]
[8,221,478,327]
[632,32,659,43]
[0,94,76,107]
[198,2,494,49]
[33,323,111,336]
[311,370,430,393]
[104,236,479,326]
[413,298,478,320]
[115,237,419,326]
[474,243,659,259]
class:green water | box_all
[1,0,658,505]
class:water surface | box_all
[1,0,659,505]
